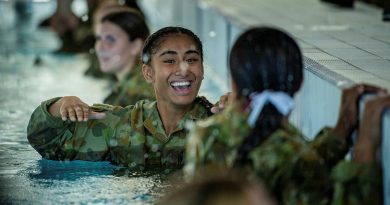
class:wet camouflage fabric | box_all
[27,97,210,169]
[103,63,155,107]
[185,103,382,205]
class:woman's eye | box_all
[164,59,175,64]
[186,58,198,64]
[106,36,116,43]
[95,36,101,42]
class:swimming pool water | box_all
[0,25,171,204]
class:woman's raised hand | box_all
[49,96,106,122]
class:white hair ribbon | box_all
[247,90,295,127]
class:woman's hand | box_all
[333,84,387,140]
[49,96,106,122]
[353,95,390,163]
[211,92,233,114]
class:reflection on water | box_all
[14,160,172,204]
[0,1,169,204]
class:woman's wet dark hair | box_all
[101,9,149,42]
[231,27,303,166]
[230,27,303,97]
[141,26,203,65]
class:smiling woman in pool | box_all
[27,26,214,169]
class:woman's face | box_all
[94,21,134,74]
[143,34,204,108]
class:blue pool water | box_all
[0,47,173,205]
[0,2,174,204]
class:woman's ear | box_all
[130,38,144,56]
[142,64,155,83]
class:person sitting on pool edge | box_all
[27,26,215,170]
[185,27,388,205]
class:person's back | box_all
[185,27,386,205]
[39,0,145,53]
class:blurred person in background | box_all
[359,0,390,20]
[40,0,143,52]
[320,0,354,7]
[93,9,154,106]
[320,0,390,21]
[84,0,146,79]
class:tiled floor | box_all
[206,0,390,89]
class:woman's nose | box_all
[95,40,108,52]
[176,61,189,76]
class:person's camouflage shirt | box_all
[185,103,382,205]
[27,97,211,169]
[104,63,155,107]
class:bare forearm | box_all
[353,144,376,164]
[353,124,379,164]
[332,121,349,142]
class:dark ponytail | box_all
[229,27,303,166]
[234,103,283,166]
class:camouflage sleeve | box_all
[331,161,382,205]
[27,97,76,160]
[311,127,349,168]
[26,98,117,161]
[249,130,335,205]
[184,122,209,180]
[184,119,230,181]
[250,127,377,205]
[184,110,249,180]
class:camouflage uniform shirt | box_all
[104,63,155,107]
[27,97,211,169]
[185,103,382,205]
